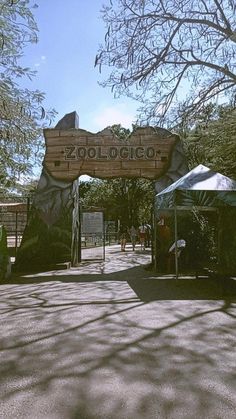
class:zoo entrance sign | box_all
[64,144,157,160]
[43,126,179,181]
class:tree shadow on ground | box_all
[128,276,236,301]
[5,265,151,284]
[4,264,236,302]
[0,274,236,418]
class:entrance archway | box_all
[15,111,188,270]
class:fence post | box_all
[26,196,31,221]
[15,211,18,257]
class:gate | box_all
[81,210,105,261]
[0,202,29,258]
[15,111,188,270]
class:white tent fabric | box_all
[155,164,236,209]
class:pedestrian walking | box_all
[139,222,147,251]
[129,225,137,251]
[119,225,128,252]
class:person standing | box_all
[119,225,128,252]
[139,222,147,250]
[167,238,186,272]
[144,223,151,248]
[129,225,137,251]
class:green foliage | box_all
[182,104,236,178]
[81,177,154,227]
[0,0,56,193]
[192,210,217,261]
[110,124,131,139]
[19,234,39,253]
[16,205,72,269]
[219,207,236,273]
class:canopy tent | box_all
[155,164,236,277]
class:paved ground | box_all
[0,244,236,419]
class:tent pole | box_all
[217,208,222,269]
[154,211,157,271]
[174,206,178,280]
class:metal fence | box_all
[81,232,119,247]
[0,206,28,257]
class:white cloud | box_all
[34,56,46,68]
[93,104,137,130]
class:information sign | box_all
[82,212,104,234]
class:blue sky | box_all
[24,0,139,132]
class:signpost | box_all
[82,212,104,234]
[81,211,105,260]
[43,126,178,182]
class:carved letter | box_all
[65,146,76,160]
[88,147,96,158]
[146,147,155,159]
[135,147,144,159]
[109,147,118,159]
[120,147,129,159]
[77,147,86,159]
[97,147,108,159]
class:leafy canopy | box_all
[182,103,236,178]
[96,0,236,126]
[0,0,55,193]
[81,177,154,227]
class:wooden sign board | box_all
[43,126,178,181]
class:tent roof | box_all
[155,165,236,209]
[157,164,236,196]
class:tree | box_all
[182,103,236,178]
[95,0,236,126]
[0,0,55,194]
[81,177,154,226]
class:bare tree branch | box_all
[96,0,236,125]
